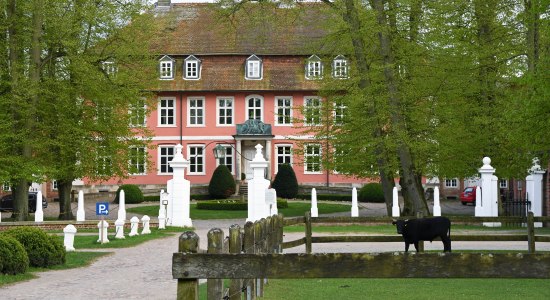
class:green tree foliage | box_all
[358,183,385,203]
[272,164,299,199]
[208,165,236,199]
[114,184,144,204]
[0,235,29,275]
[3,227,65,268]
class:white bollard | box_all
[34,191,44,222]
[351,187,359,217]
[129,216,140,236]
[141,215,151,234]
[118,189,127,221]
[392,187,400,217]
[63,224,77,252]
[76,190,85,221]
[158,215,166,230]
[433,187,441,216]
[158,190,167,230]
[97,220,110,244]
[310,188,318,217]
[115,219,125,239]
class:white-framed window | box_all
[188,145,205,175]
[97,145,112,176]
[304,96,322,125]
[129,98,147,127]
[188,97,205,126]
[52,180,58,190]
[217,145,234,174]
[2,183,11,191]
[129,147,147,175]
[158,145,175,174]
[159,55,174,79]
[305,144,322,174]
[276,145,292,173]
[158,97,176,126]
[333,55,348,78]
[444,178,458,188]
[334,99,347,125]
[246,95,263,121]
[184,55,201,80]
[499,179,508,189]
[305,55,323,79]
[102,60,117,76]
[332,144,347,174]
[245,54,262,80]
[275,96,292,125]
[217,97,234,126]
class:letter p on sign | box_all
[96,202,109,216]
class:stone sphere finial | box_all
[482,157,491,166]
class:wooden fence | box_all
[173,212,550,300]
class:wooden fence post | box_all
[177,231,199,300]
[305,211,312,254]
[277,214,284,253]
[244,221,256,300]
[228,224,243,300]
[207,228,224,300]
[527,211,535,253]
[255,220,264,297]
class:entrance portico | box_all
[234,119,274,181]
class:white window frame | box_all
[444,178,458,188]
[129,147,147,175]
[184,55,201,80]
[97,145,112,176]
[216,96,234,126]
[304,96,322,126]
[275,144,293,173]
[158,145,175,175]
[245,55,262,80]
[499,179,508,189]
[102,60,117,76]
[334,99,347,125]
[52,180,58,190]
[304,144,322,174]
[159,55,174,79]
[187,145,206,175]
[246,95,264,121]
[275,96,293,126]
[332,55,348,79]
[305,55,323,79]
[187,97,205,127]
[216,145,235,175]
[2,183,11,191]
[129,98,147,127]
[158,97,176,127]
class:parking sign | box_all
[96,202,109,216]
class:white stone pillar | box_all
[351,187,359,217]
[432,186,441,216]
[310,188,319,217]
[97,220,109,244]
[392,187,400,217]
[141,215,151,234]
[526,158,545,227]
[265,188,278,216]
[478,157,500,227]
[76,190,85,222]
[265,140,272,180]
[34,191,44,222]
[118,189,126,221]
[247,144,271,222]
[158,189,167,230]
[167,144,192,227]
[129,216,140,236]
[115,219,125,239]
[475,186,482,216]
[63,224,77,252]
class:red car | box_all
[460,187,478,205]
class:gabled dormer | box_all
[159,55,175,79]
[102,60,117,77]
[332,55,348,79]
[184,55,201,80]
[305,55,323,80]
[245,54,263,80]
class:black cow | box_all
[392,216,451,252]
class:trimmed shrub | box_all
[208,165,236,199]
[0,235,29,275]
[272,164,299,199]
[196,199,289,210]
[3,227,65,268]
[143,195,160,202]
[358,183,385,203]
[114,184,144,204]
[296,194,352,202]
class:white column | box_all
[392,187,400,217]
[34,191,44,222]
[97,220,110,244]
[351,187,359,217]
[158,189,167,230]
[76,190,85,222]
[433,186,441,216]
[526,158,545,227]
[168,144,192,227]
[63,224,77,252]
[141,215,151,234]
[478,157,500,227]
[247,144,270,222]
[475,186,482,216]
[118,189,126,221]
[311,188,319,217]
[115,219,125,239]
[265,140,272,180]
[129,216,140,236]
[236,140,242,181]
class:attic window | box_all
[159,55,174,79]
[184,55,201,80]
[102,60,117,76]
[245,55,262,80]
[333,55,348,79]
[306,55,323,79]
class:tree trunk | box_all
[11,179,29,221]
[57,180,74,220]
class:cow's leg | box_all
[442,236,452,252]
[413,242,419,252]
[405,242,410,252]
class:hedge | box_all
[0,235,29,275]
[114,184,144,204]
[2,227,65,268]
[197,199,288,210]
[296,194,352,202]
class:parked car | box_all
[459,186,478,206]
[0,192,47,213]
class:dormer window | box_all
[184,55,201,80]
[102,60,117,76]
[305,55,323,79]
[159,55,175,79]
[245,55,262,80]
[333,55,348,79]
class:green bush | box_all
[208,165,236,199]
[143,195,160,202]
[196,199,288,210]
[272,164,299,199]
[3,227,65,268]
[0,235,29,275]
[358,183,385,203]
[191,194,212,201]
[114,184,144,204]
[296,194,352,202]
